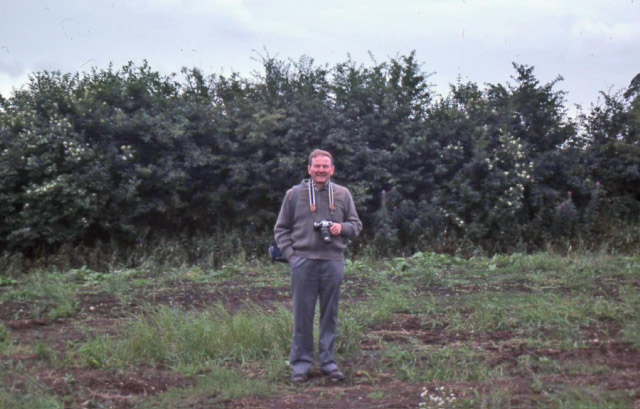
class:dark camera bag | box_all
[268,239,287,262]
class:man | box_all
[274,149,362,383]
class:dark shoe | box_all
[323,368,345,382]
[291,373,308,384]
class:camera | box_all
[313,220,333,243]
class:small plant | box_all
[49,301,78,320]
[34,340,57,362]
[0,276,18,287]
[345,258,369,275]
[0,323,10,354]
[77,334,114,368]
[66,265,108,286]
[388,251,461,285]
[19,273,78,319]
[620,320,640,348]
[103,270,133,306]
[367,390,384,400]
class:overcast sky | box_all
[1,0,639,112]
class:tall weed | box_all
[6,273,79,319]
[78,303,292,370]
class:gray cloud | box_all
[0,0,638,107]
[0,59,26,77]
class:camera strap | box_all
[308,179,334,214]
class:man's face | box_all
[308,155,334,187]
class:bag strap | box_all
[289,183,302,222]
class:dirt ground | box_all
[2,272,639,408]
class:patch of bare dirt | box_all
[37,367,191,409]
[0,300,33,321]
[369,314,515,345]
[227,381,425,409]
[533,342,640,372]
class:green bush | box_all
[1,55,639,260]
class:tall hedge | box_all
[1,54,638,257]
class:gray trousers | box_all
[289,255,344,376]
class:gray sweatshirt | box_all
[274,180,362,261]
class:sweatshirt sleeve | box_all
[274,188,295,261]
[340,189,363,238]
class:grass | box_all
[446,292,600,335]
[78,303,293,371]
[0,250,639,407]
[0,362,63,409]
[0,272,78,319]
[33,340,58,363]
[381,344,498,383]
[0,389,62,409]
[75,281,416,372]
[135,366,273,409]
[620,320,640,348]
[541,386,636,409]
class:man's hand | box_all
[329,222,342,236]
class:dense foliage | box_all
[1,54,638,260]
